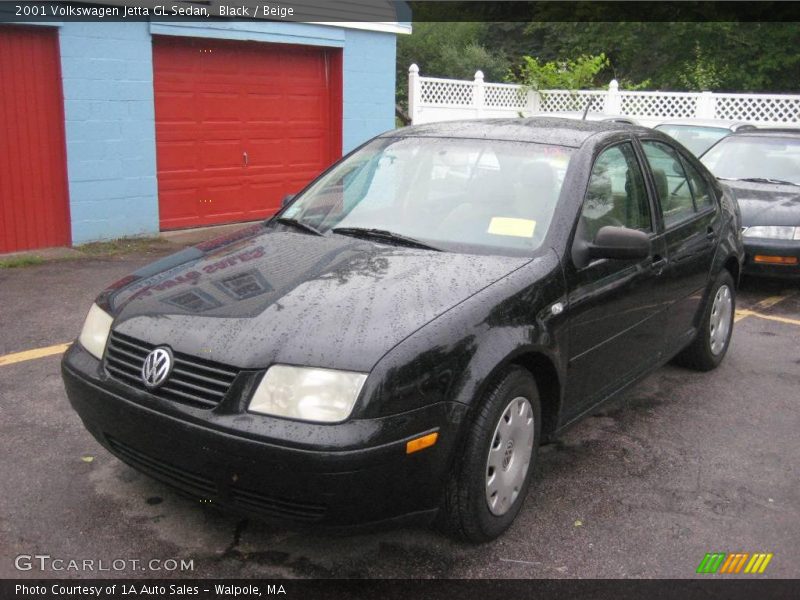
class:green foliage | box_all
[679,43,729,91]
[437,42,508,82]
[518,22,800,92]
[395,22,509,113]
[0,255,44,269]
[512,53,610,91]
[616,78,653,92]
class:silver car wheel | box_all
[709,284,733,356]
[485,396,534,516]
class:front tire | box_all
[674,269,736,371]
[441,367,541,543]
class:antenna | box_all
[581,100,591,120]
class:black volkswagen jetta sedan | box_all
[62,118,743,542]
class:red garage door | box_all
[153,37,342,230]
[0,26,71,253]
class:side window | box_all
[581,143,651,240]
[641,141,696,227]
[682,159,714,210]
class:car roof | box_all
[655,118,753,130]
[532,111,637,123]
[385,117,647,148]
[731,128,800,138]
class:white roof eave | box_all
[312,22,411,35]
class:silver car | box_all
[655,119,756,156]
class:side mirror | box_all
[588,226,651,261]
[281,193,295,208]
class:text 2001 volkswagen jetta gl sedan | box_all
[63,119,743,542]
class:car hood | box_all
[723,179,800,227]
[101,225,530,372]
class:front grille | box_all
[106,435,217,497]
[104,331,239,409]
[106,436,328,522]
[230,487,327,522]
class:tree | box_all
[513,53,610,91]
[395,22,508,116]
[519,22,800,92]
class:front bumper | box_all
[62,343,466,529]
[742,238,800,279]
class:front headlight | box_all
[742,225,800,240]
[249,365,368,423]
[78,303,113,360]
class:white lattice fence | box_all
[484,83,528,109]
[419,76,473,106]
[618,91,698,119]
[539,90,606,113]
[408,65,800,127]
[714,94,800,123]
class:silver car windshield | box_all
[702,136,800,184]
[281,137,574,256]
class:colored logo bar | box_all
[697,553,773,574]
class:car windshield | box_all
[279,136,573,256]
[701,135,800,184]
[655,124,731,156]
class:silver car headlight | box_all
[742,225,800,240]
[78,303,113,360]
[249,365,368,423]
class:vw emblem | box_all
[141,347,173,389]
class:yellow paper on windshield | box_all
[487,217,537,238]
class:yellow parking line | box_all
[0,343,72,367]
[735,292,797,323]
[735,309,800,327]
[754,294,794,310]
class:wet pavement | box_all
[1,250,798,579]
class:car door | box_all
[564,141,670,416]
[639,139,720,353]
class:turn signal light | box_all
[406,432,438,454]
[753,255,798,265]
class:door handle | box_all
[243,151,248,167]
[706,226,715,240]
[651,255,668,275]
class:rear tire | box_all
[440,367,541,543]
[674,269,736,371]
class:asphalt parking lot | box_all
[0,247,798,580]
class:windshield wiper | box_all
[272,217,323,236]
[332,227,442,251]
[729,177,798,186]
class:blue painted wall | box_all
[56,22,397,245]
[342,28,397,154]
[59,22,160,244]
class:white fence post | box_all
[696,91,716,119]
[605,79,621,115]
[474,70,485,118]
[526,89,541,116]
[408,63,420,124]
